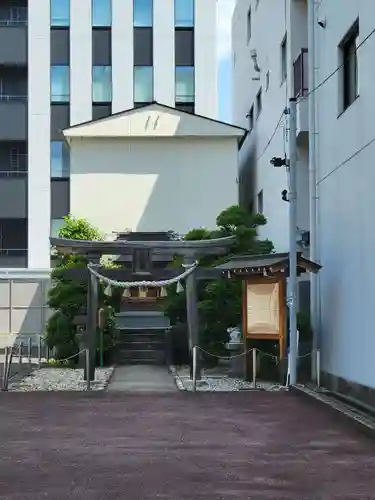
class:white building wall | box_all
[234,0,375,390]
[195,0,218,119]
[233,0,309,250]
[315,0,375,389]
[70,0,92,125]
[69,137,238,236]
[27,0,51,269]
[233,0,291,251]
[154,0,175,107]
[112,0,134,112]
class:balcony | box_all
[0,6,27,26]
[0,141,27,179]
[0,218,27,268]
[0,5,27,65]
[293,48,308,137]
[0,68,27,140]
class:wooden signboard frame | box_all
[242,274,287,363]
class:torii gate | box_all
[50,235,236,381]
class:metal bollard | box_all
[28,337,32,365]
[192,345,197,392]
[316,349,321,388]
[252,348,257,388]
[85,349,91,391]
[2,346,9,391]
[38,337,42,366]
[18,342,23,367]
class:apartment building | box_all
[233,0,375,405]
[0,0,217,270]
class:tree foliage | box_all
[162,205,274,357]
[46,215,118,361]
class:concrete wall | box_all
[315,0,375,389]
[0,273,51,349]
[69,136,239,236]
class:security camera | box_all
[270,156,287,167]
[317,16,326,28]
[281,189,289,202]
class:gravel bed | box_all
[8,367,114,392]
[173,366,287,392]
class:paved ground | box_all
[0,392,375,499]
[107,365,177,392]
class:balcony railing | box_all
[293,48,308,97]
[0,170,27,178]
[0,94,27,102]
[0,249,27,256]
[0,6,27,26]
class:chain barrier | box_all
[195,345,280,362]
[87,261,198,288]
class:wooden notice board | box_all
[242,276,286,359]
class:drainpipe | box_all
[308,0,319,381]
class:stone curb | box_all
[291,384,375,440]
[169,365,186,391]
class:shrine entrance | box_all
[50,231,235,381]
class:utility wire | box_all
[298,26,375,102]
[317,135,375,186]
[254,26,375,163]
[256,109,286,161]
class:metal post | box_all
[28,337,32,365]
[4,349,13,391]
[85,348,91,391]
[308,0,319,383]
[2,346,9,391]
[288,98,298,386]
[38,336,42,366]
[316,349,321,388]
[252,348,257,388]
[192,345,197,392]
[18,342,23,368]
[100,329,104,368]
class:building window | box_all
[340,20,359,112]
[247,7,251,43]
[134,66,153,103]
[281,35,287,83]
[0,219,27,253]
[247,105,254,131]
[265,70,270,91]
[175,103,194,114]
[134,27,153,66]
[175,0,194,27]
[134,0,153,27]
[51,66,70,102]
[256,88,262,118]
[51,218,65,238]
[51,0,70,27]
[92,0,111,27]
[257,190,263,214]
[175,29,194,66]
[93,66,112,102]
[175,66,194,103]
[51,141,70,178]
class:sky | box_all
[217,0,236,122]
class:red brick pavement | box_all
[0,391,374,499]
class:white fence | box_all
[0,269,52,348]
